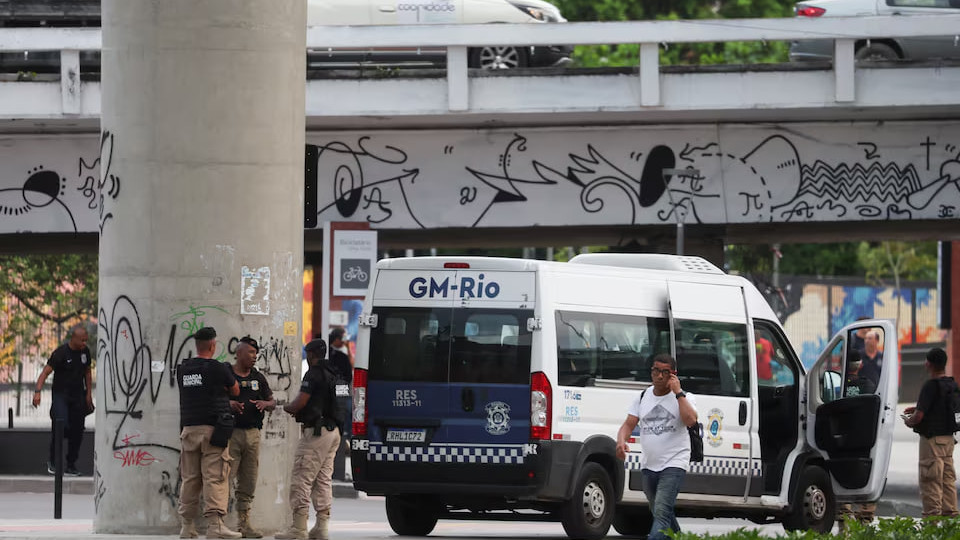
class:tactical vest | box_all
[178,358,230,427]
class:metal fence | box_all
[0,293,94,428]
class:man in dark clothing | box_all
[904,347,959,519]
[859,330,884,388]
[177,327,241,539]
[32,325,93,476]
[843,349,877,397]
[228,336,275,538]
[277,339,341,540]
[328,328,353,481]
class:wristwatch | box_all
[675,391,687,399]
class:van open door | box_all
[805,319,898,501]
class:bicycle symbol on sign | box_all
[343,266,368,283]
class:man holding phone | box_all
[328,328,354,481]
[616,354,698,540]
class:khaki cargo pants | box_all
[289,426,341,516]
[919,434,960,518]
[179,425,233,519]
[229,428,262,512]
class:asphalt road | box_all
[0,493,829,539]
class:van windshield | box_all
[369,307,533,385]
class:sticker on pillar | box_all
[241,266,271,315]
[284,321,298,336]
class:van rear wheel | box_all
[561,463,614,540]
[385,494,439,536]
[782,465,835,533]
[612,506,653,537]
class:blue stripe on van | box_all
[622,453,761,476]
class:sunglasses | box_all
[651,368,677,377]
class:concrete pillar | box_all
[95,1,305,534]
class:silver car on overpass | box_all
[789,0,960,62]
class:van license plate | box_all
[386,429,426,443]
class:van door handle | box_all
[739,401,748,426]
[461,388,475,412]
[379,5,396,12]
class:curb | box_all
[0,476,360,499]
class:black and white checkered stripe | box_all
[368,443,525,464]
[623,453,761,477]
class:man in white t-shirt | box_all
[616,353,698,540]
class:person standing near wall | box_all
[228,336,275,538]
[32,325,93,476]
[277,339,341,540]
[327,327,353,480]
[177,327,242,539]
[903,347,960,521]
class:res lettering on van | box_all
[393,389,422,407]
[408,274,501,299]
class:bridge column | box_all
[94,1,305,534]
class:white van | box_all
[350,254,898,539]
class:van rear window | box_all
[369,307,532,384]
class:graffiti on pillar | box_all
[93,451,106,512]
[159,470,182,510]
[77,130,121,235]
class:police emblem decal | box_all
[706,408,724,448]
[485,401,511,435]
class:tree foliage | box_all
[0,255,98,372]
[552,0,795,67]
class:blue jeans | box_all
[642,467,686,540]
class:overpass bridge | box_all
[1,16,960,254]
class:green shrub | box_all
[662,517,960,539]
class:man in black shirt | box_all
[32,325,93,476]
[904,347,959,519]
[328,328,353,481]
[177,327,241,539]
[843,350,877,397]
[277,339,340,540]
[228,336,275,538]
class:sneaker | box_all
[64,465,81,476]
[46,461,55,475]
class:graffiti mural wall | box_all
[1,122,958,235]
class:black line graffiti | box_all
[310,137,422,227]
[0,165,77,231]
[307,130,960,230]
[93,451,106,512]
[79,131,122,235]
[464,134,557,227]
[857,142,880,160]
[99,295,184,510]
[159,470,181,511]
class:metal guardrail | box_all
[1,15,959,111]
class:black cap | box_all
[194,327,217,341]
[239,336,260,353]
[305,338,327,358]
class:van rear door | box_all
[366,268,534,472]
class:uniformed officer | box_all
[276,339,341,540]
[228,336,275,538]
[177,327,241,539]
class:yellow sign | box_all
[284,321,297,337]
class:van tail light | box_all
[795,5,826,17]
[530,371,552,440]
[352,368,368,436]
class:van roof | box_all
[377,254,724,276]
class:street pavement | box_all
[0,405,947,538]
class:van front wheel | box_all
[782,465,835,533]
[385,494,439,536]
[561,463,614,540]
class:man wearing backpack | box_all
[616,353,698,540]
[903,347,960,519]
